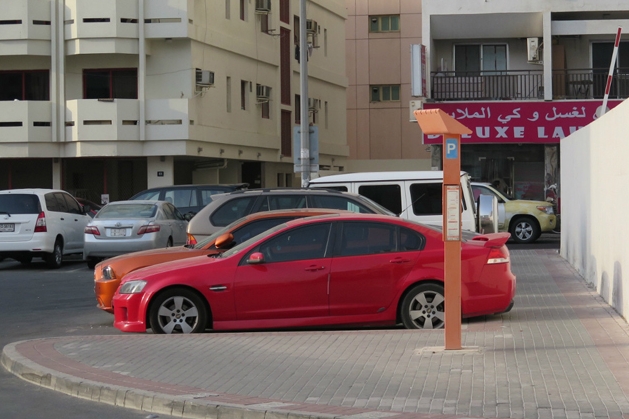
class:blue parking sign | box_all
[445,138,458,159]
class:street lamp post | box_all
[299,0,310,187]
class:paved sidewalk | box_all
[3,249,629,419]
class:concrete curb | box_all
[1,340,388,419]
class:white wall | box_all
[561,99,629,320]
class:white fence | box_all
[561,99,629,320]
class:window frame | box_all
[369,15,400,33]
[83,68,138,99]
[0,70,50,101]
[370,85,401,102]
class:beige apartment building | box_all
[0,0,348,201]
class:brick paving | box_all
[3,249,629,419]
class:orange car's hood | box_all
[95,246,219,280]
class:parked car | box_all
[0,189,91,268]
[75,198,102,218]
[93,208,348,313]
[83,200,188,269]
[129,183,248,218]
[113,213,516,334]
[307,171,480,232]
[471,182,556,244]
[186,188,396,242]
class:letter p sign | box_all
[445,138,458,159]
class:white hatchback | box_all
[0,189,92,268]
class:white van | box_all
[307,171,480,232]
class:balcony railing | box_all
[430,68,629,101]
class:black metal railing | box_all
[430,68,629,101]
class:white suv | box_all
[0,189,92,268]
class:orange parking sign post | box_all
[413,109,472,350]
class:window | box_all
[257,195,307,211]
[339,222,424,257]
[261,100,270,119]
[261,14,269,33]
[226,76,232,112]
[84,69,137,99]
[339,222,397,256]
[308,195,372,213]
[0,70,49,101]
[257,223,332,263]
[358,184,402,215]
[295,94,301,123]
[210,197,257,227]
[454,44,507,76]
[232,218,294,246]
[280,0,289,24]
[240,0,246,21]
[369,15,399,33]
[164,189,198,210]
[409,183,443,216]
[370,85,400,102]
[241,80,248,110]
[62,193,82,215]
[225,0,230,19]
[281,110,291,157]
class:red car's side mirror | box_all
[247,252,265,264]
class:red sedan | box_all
[113,213,516,334]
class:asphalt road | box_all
[0,233,559,418]
[0,256,178,419]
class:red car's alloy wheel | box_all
[400,283,445,329]
[150,288,208,334]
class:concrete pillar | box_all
[147,156,174,188]
[52,158,62,189]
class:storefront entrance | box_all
[461,144,547,201]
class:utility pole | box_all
[299,0,310,187]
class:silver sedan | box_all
[83,200,188,269]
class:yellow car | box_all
[472,183,556,244]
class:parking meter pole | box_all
[442,135,462,350]
[413,109,471,351]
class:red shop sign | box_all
[422,100,622,144]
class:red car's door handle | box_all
[209,285,227,291]
[389,257,410,264]
[305,265,325,271]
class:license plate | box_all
[110,228,126,237]
[0,223,14,232]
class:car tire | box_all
[400,283,445,329]
[510,216,540,244]
[86,258,99,270]
[45,240,63,269]
[18,255,33,265]
[149,288,208,334]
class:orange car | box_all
[94,208,348,313]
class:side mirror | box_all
[247,252,265,264]
[214,233,234,249]
[184,212,194,221]
[82,205,91,215]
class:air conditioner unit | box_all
[256,85,271,99]
[255,0,271,14]
[196,69,214,86]
[527,37,540,62]
[306,19,318,34]
[308,98,318,111]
